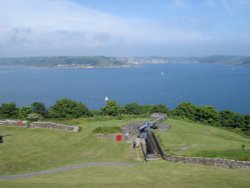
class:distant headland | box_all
[0,55,249,68]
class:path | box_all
[0,162,136,180]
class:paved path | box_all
[0,162,136,180]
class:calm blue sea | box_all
[0,63,249,114]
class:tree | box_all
[195,106,219,126]
[0,103,19,119]
[18,106,32,119]
[150,104,169,114]
[122,103,143,115]
[27,113,42,121]
[49,98,90,119]
[141,105,154,115]
[174,102,198,120]
[102,100,120,116]
[219,110,245,129]
[31,102,48,117]
[244,115,250,125]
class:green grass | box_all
[0,118,144,175]
[194,150,250,160]
[93,126,121,134]
[157,119,250,160]
[1,161,250,188]
[1,117,250,188]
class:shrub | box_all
[122,103,143,115]
[49,98,90,119]
[150,104,169,114]
[18,106,32,119]
[31,102,48,117]
[219,110,246,129]
[0,103,19,119]
[93,126,121,134]
[27,113,42,121]
[174,102,198,120]
[101,100,120,116]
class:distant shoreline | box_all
[0,55,249,68]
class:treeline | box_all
[174,102,250,135]
[0,99,168,120]
[0,99,249,135]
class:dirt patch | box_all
[122,122,143,133]
[156,124,171,132]
[96,133,115,140]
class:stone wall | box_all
[164,155,250,169]
[0,120,28,127]
[30,122,79,132]
[0,120,79,132]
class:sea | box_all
[0,63,250,114]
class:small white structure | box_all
[104,96,109,103]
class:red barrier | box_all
[116,134,122,141]
[17,122,24,126]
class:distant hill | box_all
[0,55,250,68]
[196,55,250,66]
[0,56,127,68]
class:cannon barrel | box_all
[138,113,167,138]
[138,114,167,160]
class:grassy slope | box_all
[157,119,250,160]
[197,55,250,65]
[1,161,250,188]
[0,118,144,175]
[1,117,250,188]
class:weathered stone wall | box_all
[0,120,27,127]
[164,155,250,169]
[0,120,79,132]
[30,122,79,132]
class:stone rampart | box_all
[164,155,250,169]
[0,120,79,132]
[0,120,27,127]
[30,122,79,132]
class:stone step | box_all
[146,154,161,161]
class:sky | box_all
[0,0,249,57]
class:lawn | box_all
[1,161,250,188]
[0,117,144,175]
[1,117,250,188]
[157,119,250,160]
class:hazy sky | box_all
[0,0,249,57]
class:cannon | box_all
[138,113,166,140]
[138,121,157,139]
[137,114,167,158]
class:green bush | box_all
[0,103,19,119]
[49,98,90,119]
[101,100,121,116]
[27,113,42,121]
[122,103,143,115]
[93,126,121,134]
[150,104,169,114]
[31,102,48,117]
[18,106,32,119]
